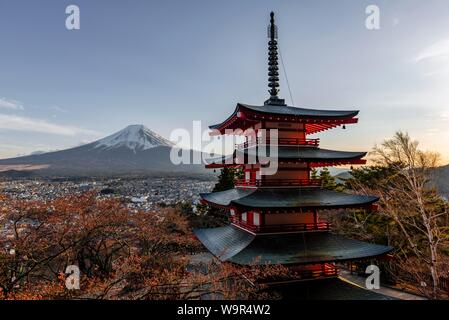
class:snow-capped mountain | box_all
[0,125,205,177]
[94,125,173,151]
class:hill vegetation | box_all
[326,132,449,299]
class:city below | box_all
[0,175,215,212]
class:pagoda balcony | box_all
[232,220,331,233]
[235,178,322,188]
[235,137,319,149]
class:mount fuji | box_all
[93,125,174,152]
[0,125,206,177]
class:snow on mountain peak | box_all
[94,125,173,151]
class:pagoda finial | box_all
[265,12,286,106]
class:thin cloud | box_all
[0,97,24,110]
[414,38,449,62]
[0,143,23,150]
[0,114,101,136]
[441,111,449,120]
[49,105,68,113]
[412,40,449,77]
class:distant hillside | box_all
[334,170,352,184]
[332,166,449,199]
[435,165,449,199]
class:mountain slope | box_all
[435,165,449,199]
[332,167,449,199]
[0,125,206,177]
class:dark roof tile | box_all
[194,225,393,265]
[201,187,378,209]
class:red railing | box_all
[277,137,320,146]
[236,137,319,149]
[291,263,338,279]
[233,220,331,233]
[307,264,338,279]
[235,178,322,188]
[258,264,338,283]
[257,263,338,285]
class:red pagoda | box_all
[195,12,393,283]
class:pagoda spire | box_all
[265,12,286,106]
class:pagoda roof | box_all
[243,146,366,160]
[239,103,359,118]
[200,187,378,210]
[194,225,393,265]
[205,147,366,168]
[209,103,359,134]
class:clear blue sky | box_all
[0,0,448,163]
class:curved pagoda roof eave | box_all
[200,187,379,210]
[209,105,240,131]
[209,103,360,131]
[204,147,367,167]
[194,225,393,265]
[239,103,360,118]
[239,146,367,161]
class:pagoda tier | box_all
[200,187,379,237]
[205,146,367,169]
[201,187,378,210]
[209,103,359,135]
[194,225,393,266]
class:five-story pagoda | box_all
[195,12,392,282]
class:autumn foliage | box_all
[0,191,282,300]
[338,132,449,299]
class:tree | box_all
[346,164,403,194]
[0,191,288,300]
[310,168,319,180]
[315,167,343,191]
[190,167,243,228]
[346,131,449,299]
[213,167,243,192]
[319,168,337,190]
